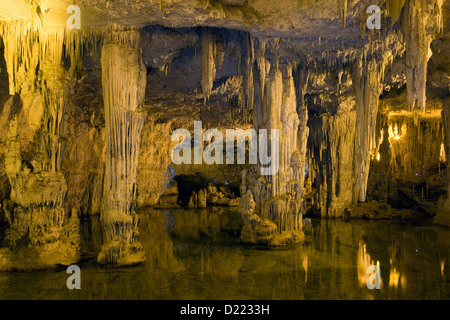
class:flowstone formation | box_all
[97,30,147,267]
[0,24,80,271]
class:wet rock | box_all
[197,188,207,208]
[156,183,180,209]
[303,217,313,235]
[346,201,428,222]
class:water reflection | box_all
[358,241,383,292]
[0,208,449,299]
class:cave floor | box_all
[0,208,449,300]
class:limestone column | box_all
[97,30,147,266]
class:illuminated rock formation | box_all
[351,57,385,203]
[308,109,357,217]
[201,28,217,105]
[399,0,433,113]
[239,43,307,245]
[97,30,147,267]
[0,24,80,271]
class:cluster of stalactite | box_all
[385,0,444,114]
[388,113,444,178]
[0,22,81,271]
[0,22,150,268]
[236,38,308,246]
[308,110,358,218]
[201,28,218,105]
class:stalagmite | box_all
[98,30,147,267]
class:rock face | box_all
[97,31,147,267]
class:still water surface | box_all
[0,207,449,299]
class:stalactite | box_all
[387,0,406,25]
[242,34,254,121]
[255,37,267,124]
[98,30,147,267]
[201,28,216,105]
[295,66,309,201]
[352,56,384,202]
[367,118,391,203]
[339,0,348,28]
[308,109,357,217]
[239,51,306,245]
[400,0,429,113]
[389,113,443,177]
[0,21,84,96]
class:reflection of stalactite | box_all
[357,241,378,288]
[339,0,348,28]
[98,30,147,267]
